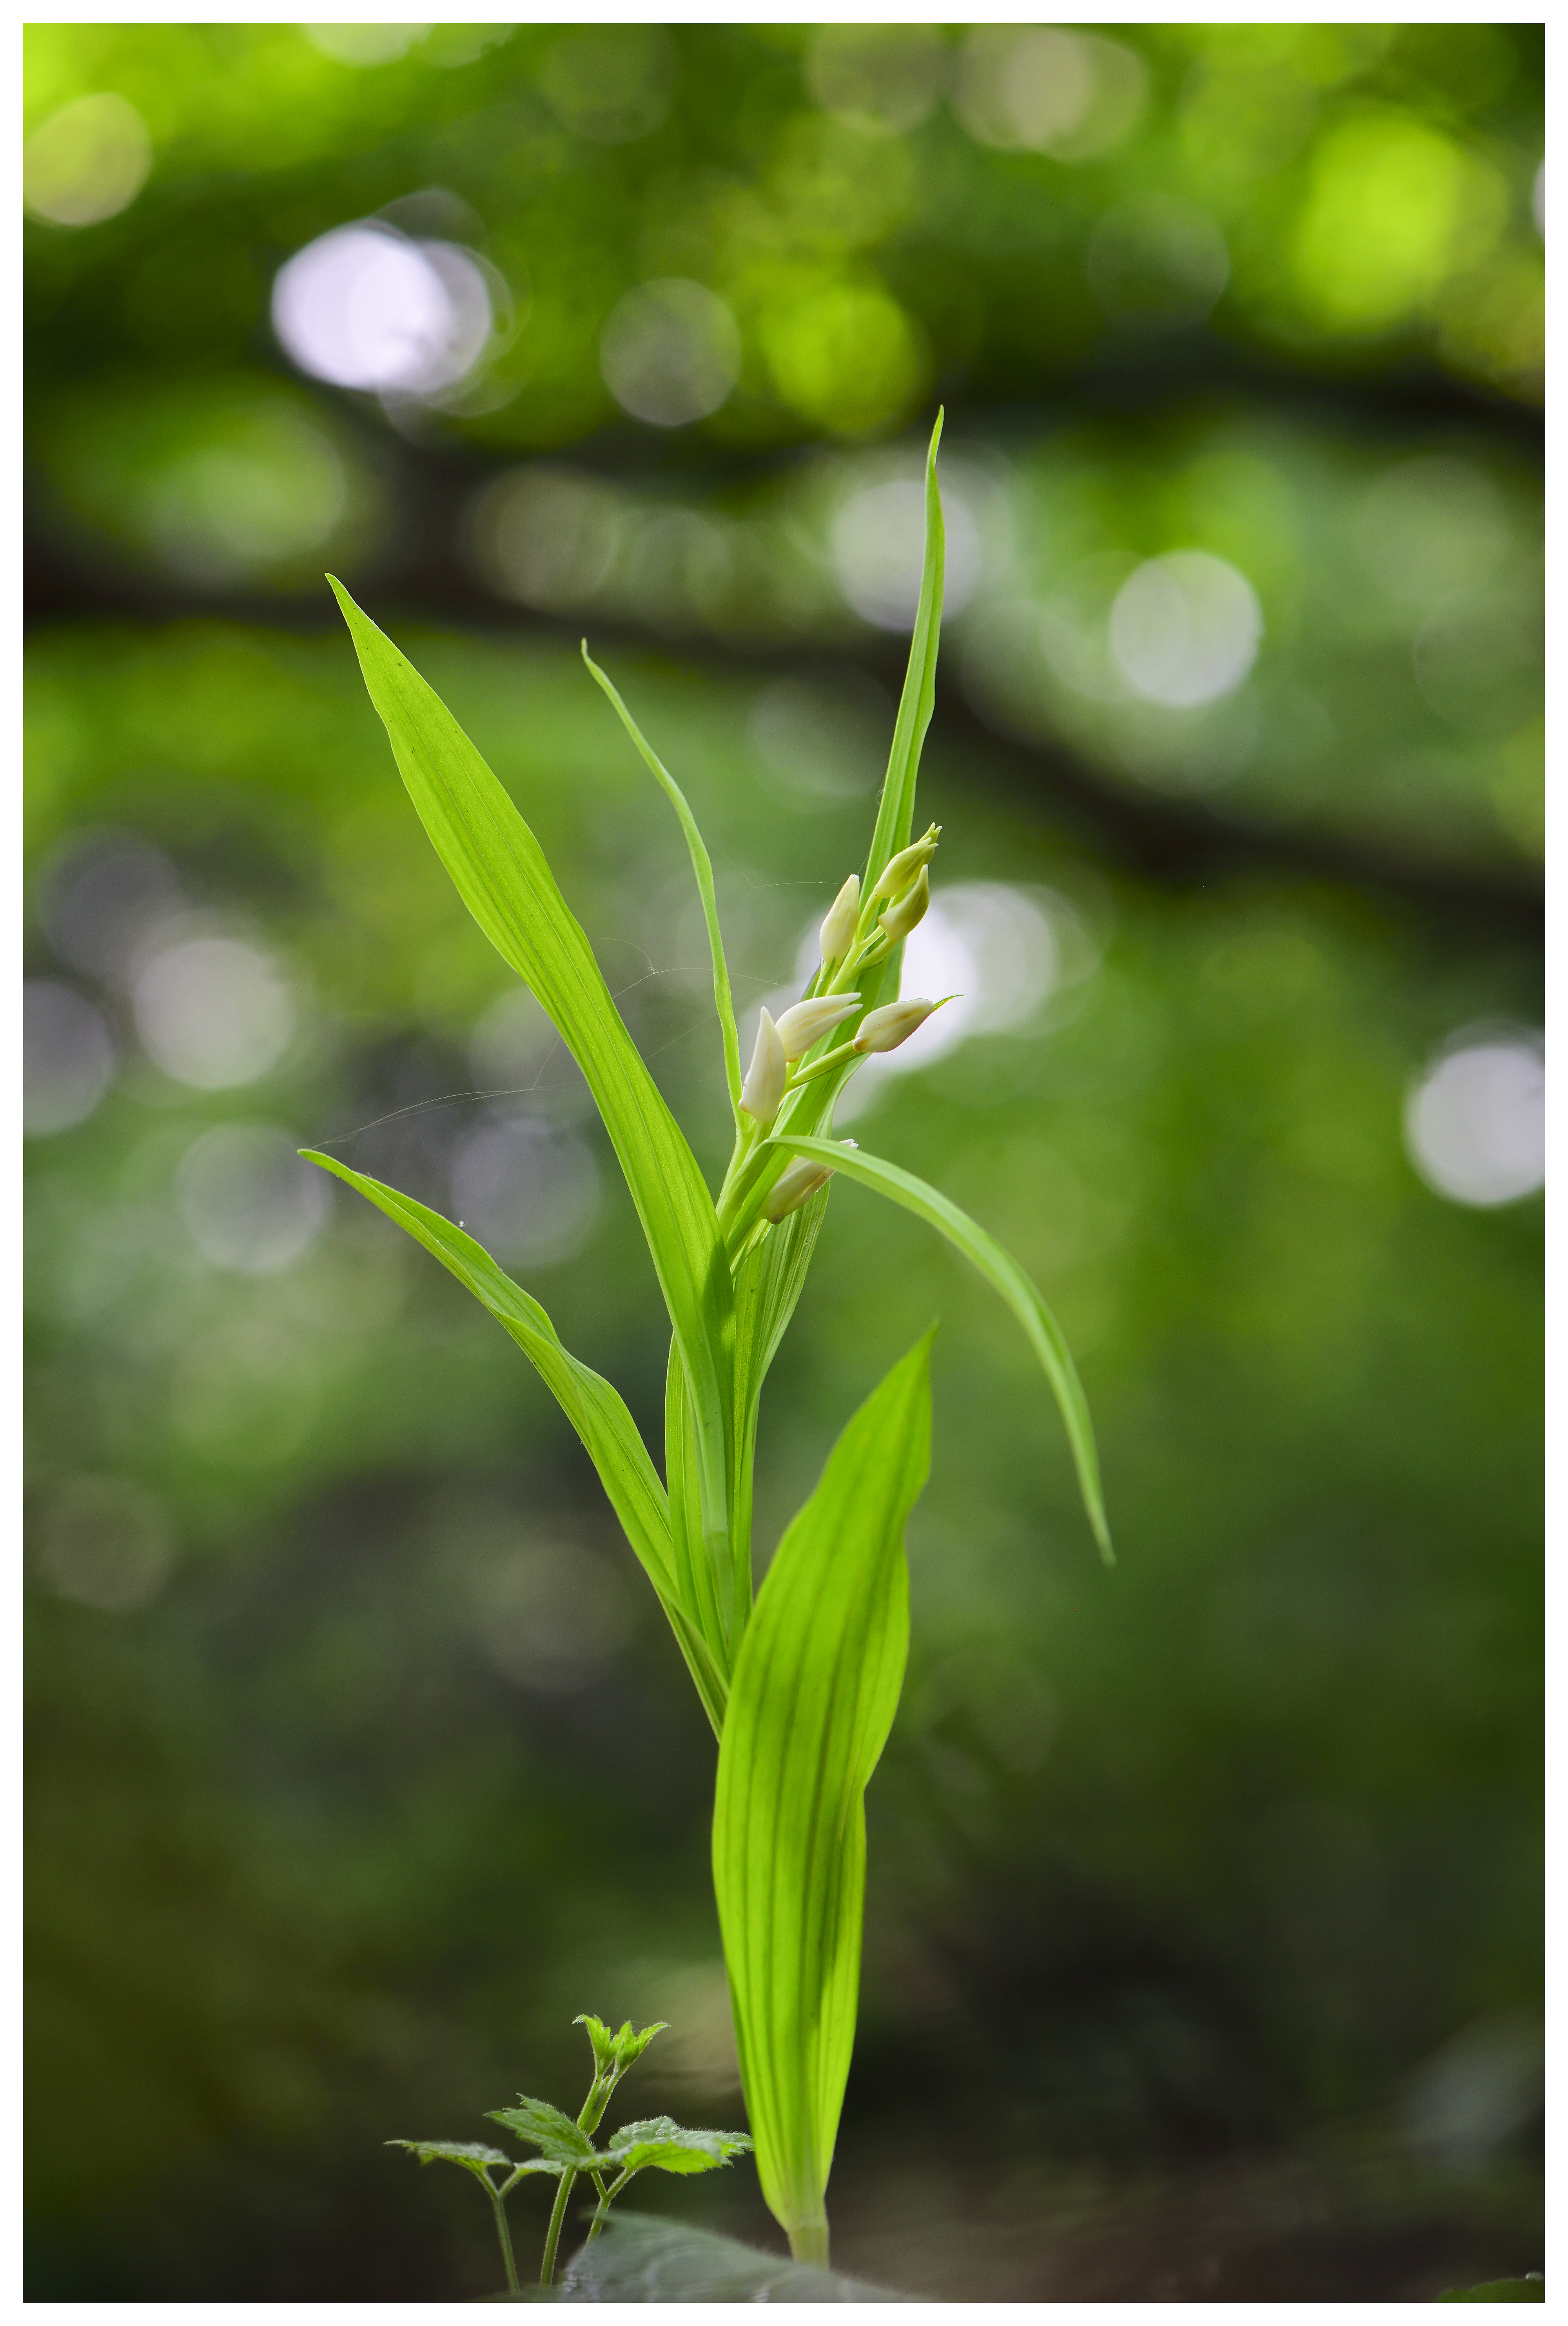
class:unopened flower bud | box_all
[878,864,928,944]
[762,1141,858,1223]
[775,993,861,1061]
[868,825,940,908]
[741,1008,786,1123]
[819,875,859,968]
[852,996,953,1054]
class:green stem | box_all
[539,2169,576,2289]
[487,2180,521,2296]
[541,2066,618,2286]
[584,2166,634,2248]
[788,2220,830,2269]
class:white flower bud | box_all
[818,875,859,968]
[878,864,928,944]
[868,825,940,908]
[741,1007,786,1123]
[774,993,861,1061]
[762,1158,832,1222]
[852,996,953,1054]
[761,1141,857,1223]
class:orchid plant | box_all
[303,414,1110,2273]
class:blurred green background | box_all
[24,21,1542,2301]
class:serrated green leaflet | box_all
[573,2015,668,2077]
[712,1332,933,2261]
[768,1135,1112,1564]
[327,578,735,1566]
[299,1150,728,1736]
[487,2101,601,2168]
[388,2139,517,2172]
[581,643,742,1122]
[602,2117,752,2175]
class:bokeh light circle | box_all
[176,1124,331,1274]
[272,223,492,396]
[599,279,741,428]
[134,935,294,1089]
[1405,1037,1544,1207]
[24,93,151,227]
[25,980,117,1136]
[831,479,982,630]
[1110,552,1262,708]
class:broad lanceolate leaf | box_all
[581,645,742,1121]
[486,2100,601,2168]
[712,1333,933,2261]
[602,2117,753,2176]
[299,1152,728,1737]
[388,2139,516,2175]
[327,581,734,1559]
[769,1136,1113,1565]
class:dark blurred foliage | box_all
[25,22,1540,2301]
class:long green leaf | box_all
[326,580,734,1557]
[712,1332,933,2262]
[300,1150,728,1736]
[580,643,742,1121]
[860,410,946,910]
[768,1136,1113,1564]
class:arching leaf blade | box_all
[300,1149,728,1737]
[326,580,734,1555]
[712,1332,933,2258]
[769,1136,1113,1564]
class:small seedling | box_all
[389,2013,750,2292]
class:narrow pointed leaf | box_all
[327,580,733,1551]
[860,412,945,912]
[302,1150,672,1586]
[769,1136,1112,1563]
[486,2100,601,2167]
[581,644,742,1121]
[713,1332,933,2254]
[750,416,944,1222]
[299,1151,729,1738]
